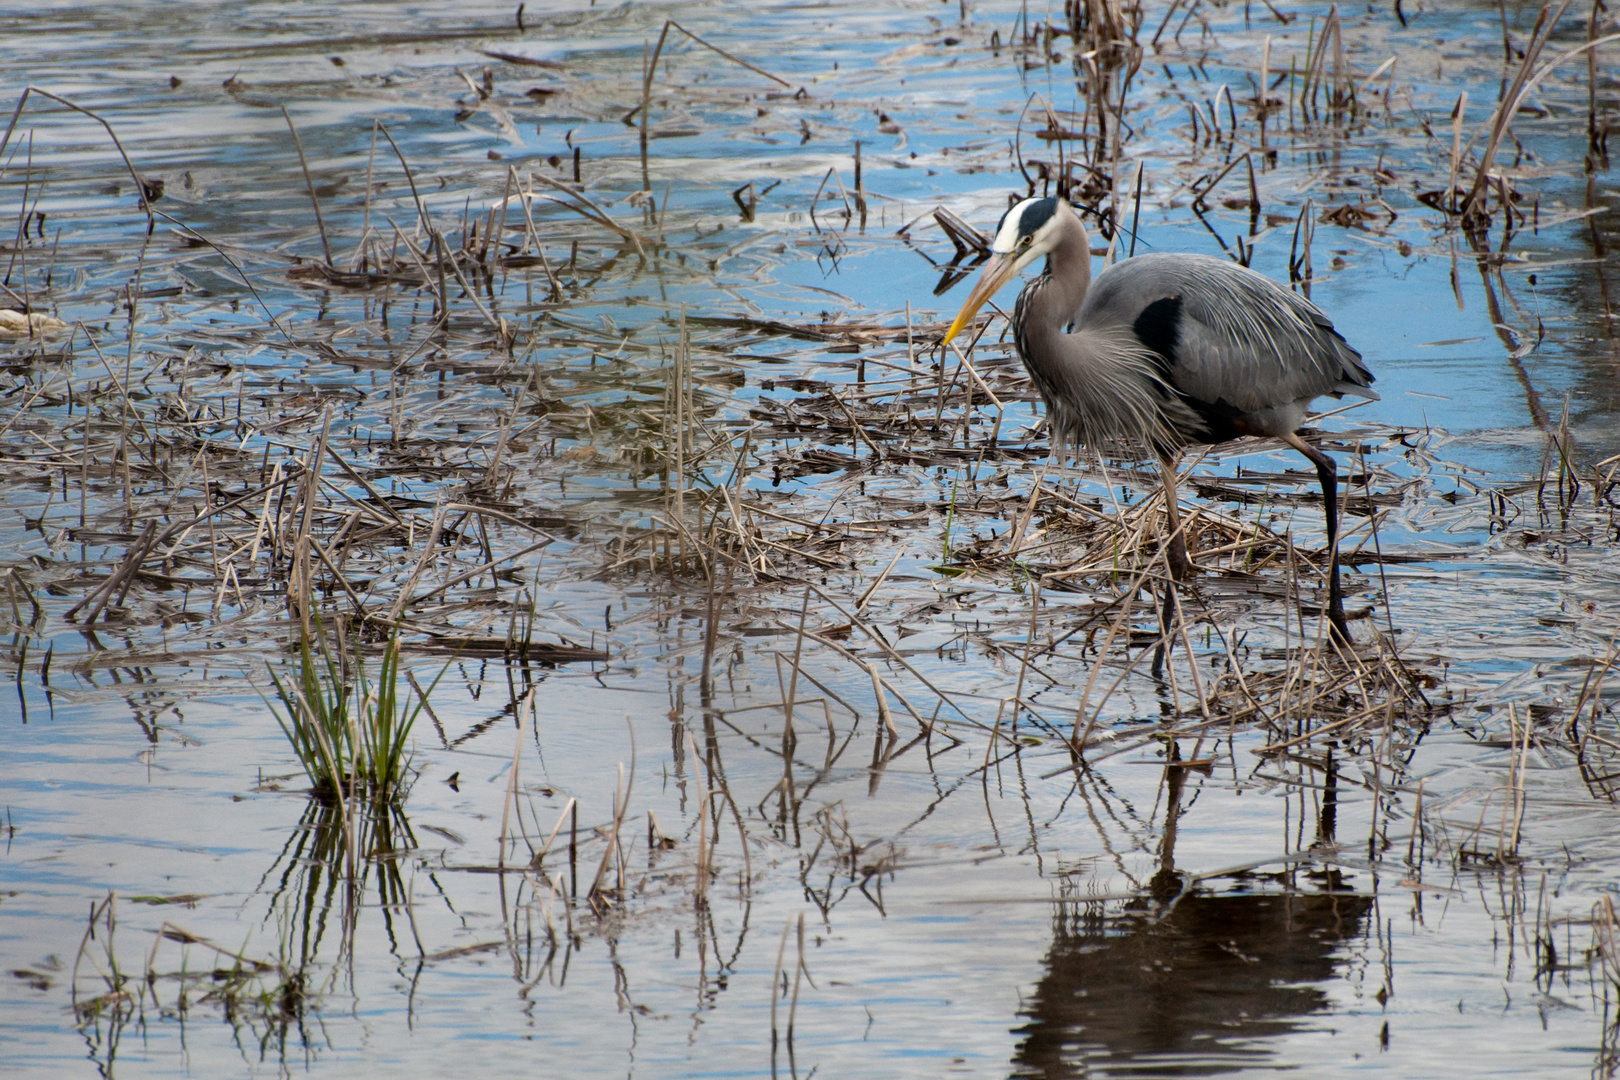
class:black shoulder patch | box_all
[1133,295,1182,375]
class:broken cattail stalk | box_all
[1448,91,1467,213]
[854,140,867,229]
[1288,198,1314,295]
[866,661,900,739]
[1258,35,1272,145]
[685,731,711,904]
[497,688,534,870]
[639,26,670,191]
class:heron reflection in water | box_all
[1012,745,1370,1077]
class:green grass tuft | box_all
[265,622,445,804]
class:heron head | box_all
[943,196,1083,345]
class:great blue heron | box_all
[942,196,1377,642]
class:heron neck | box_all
[1040,212,1093,331]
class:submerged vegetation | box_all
[2,0,1619,1074]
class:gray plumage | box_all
[995,201,1375,452]
[942,195,1377,642]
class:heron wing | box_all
[1081,253,1376,417]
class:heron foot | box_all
[1165,533,1196,581]
[1327,596,1353,648]
[1326,558,1352,646]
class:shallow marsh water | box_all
[2,0,1620,1077]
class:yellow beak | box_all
[942,252,1023,344]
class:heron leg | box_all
[1152,580,1178,679]
[1157,455,1194,580]
[1281,431,1350,644]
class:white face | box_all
[991,197,1063,257]
[992,198,1039,254]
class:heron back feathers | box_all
[1082,253,1376,423]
